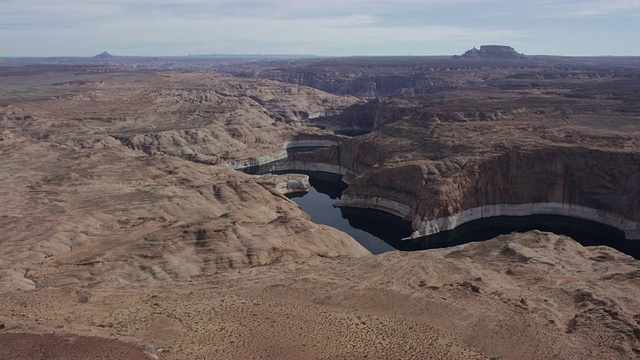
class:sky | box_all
[1,0,639,57]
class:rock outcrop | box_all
[0,67,367,293]
[228,135,346,170]
[2,231,638,359]
[255,173,311,194]
[283,67,640,245]
[93,51,113,59]
[325,131,640,242]
[2,58,640,360]
[454,45,526,60]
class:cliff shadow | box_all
[401,214,639,259]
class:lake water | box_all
[242,158,639,258]
[287,175,413,254]
[401,214,639,259]
[286,173,640,259]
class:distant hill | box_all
[454,45,525,60]
[93,51,113,59]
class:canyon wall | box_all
[300,133,640,240]
[255,173,311,194]
[228,137,344,170]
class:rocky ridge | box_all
[1,231,638,359]
[283,68,640,245]
[94,52,114,59]
[1,61,639,359]
[454,45,526,60]
[0,68,367,294]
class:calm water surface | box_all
[287,176,412,254]
[286,174,640,259]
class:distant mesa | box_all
[93,51,113,59]
[454,45,525,60]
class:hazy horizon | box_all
[2,0,639,57]
[3,51,640,59]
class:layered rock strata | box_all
[2,59,640,360]
[228,137,345,170]
[287,100,640,243]
[255,173,311,195]
[454,45,526,60]
[0,68,368,293]
[335,146,640,241]
[270,160,357,182]
[413,203,640,239]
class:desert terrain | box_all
[1,53,639,359]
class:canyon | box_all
[278,71,640,247]
[0,55,639,359]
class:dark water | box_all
[287,175,413,254]
[333,129,371,137]
[401,215,640,259]
[287,174,640,259]
[242,160,640,258]
[241,146,326,175]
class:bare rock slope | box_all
[1,63,639,359]
[0,68,367,294]
[1,231,638,359]
[454,45,526,59]
[289,66,640,241]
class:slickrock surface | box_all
[0,67,367,292]
[1,62,639,359]
[290,65,640,240]
[0,333,149,360]
[1,231,638,359]
[255,173,311,194]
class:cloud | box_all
[0,0,527,56]
[5,0,636,56]
[538,0,640,18]
[0,3,124,29]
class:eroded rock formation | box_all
[93,51,113,59]
[2,59,640,359]
[0,68,367,293]
[454,45,526,60]
[283,69,640,243]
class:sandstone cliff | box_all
[0,68,367,293]
[286,70,640,242]
[454,45,526,60]
[2,60,640,360]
